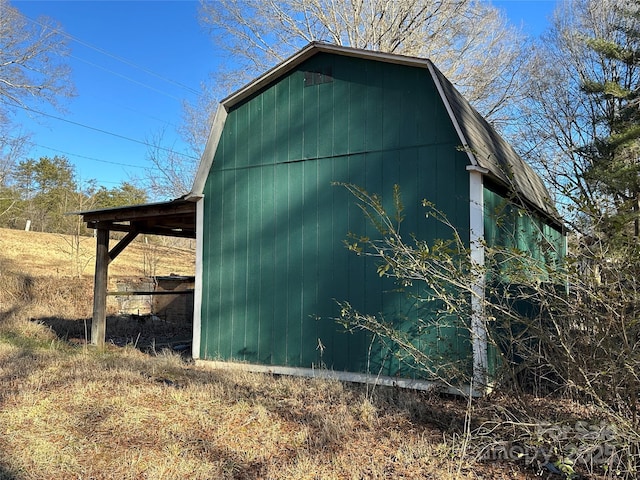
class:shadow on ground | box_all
[35,314,193,357]
[0,464,21,480]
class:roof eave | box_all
[427,62,478,169]
[190,104,228,196]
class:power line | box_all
[70,54,187,102]
[5,135,163,187]
[11,5,202,98]
[3,101,200,160]
[1,3,203,168]
[80,91,182,131]
[89,179,124,186]
[25,142,155,170]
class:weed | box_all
[0,228,604,479]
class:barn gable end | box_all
[189,43,564,395]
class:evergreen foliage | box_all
[579,2,640,239]
[0,156,147,233]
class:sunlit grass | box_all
[0,229,553,479]
[1,316,513,480]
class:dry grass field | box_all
[0,227,195,278]
[0,228,608,479]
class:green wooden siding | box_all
[200,53,471,379]
[483,183,566,374]
[483,184,565,277]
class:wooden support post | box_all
[467,166,488,395]
[90,229,139,348]
[91,228,109,348]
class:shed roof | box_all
[191,42,559,224]
[75,197,196,238]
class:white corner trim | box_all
[191,105,228,196]
[191,197,205,359]
[466,165,489,174]
[468,169,488,395]
[194,360,482,397]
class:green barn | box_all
[188,43,565,395]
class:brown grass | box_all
[0,335,539,480]
[0,228,602,479]
[0,227,194,278]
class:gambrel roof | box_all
[191,42,558,224]
[427,65,557,221]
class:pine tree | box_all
[580,2,640,240]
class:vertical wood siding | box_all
[483,185,565,275]
[201,53,471,379]
[483,184,566,375]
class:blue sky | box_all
[10,0,558,195]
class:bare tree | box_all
[0,0,74,114]
[145,0,529,198]
[139,129,200,200]
[141,80,218,199]
[517,0,640,236]
[0,124,27,222]
[197,0,529,126]
[0,124,27,187]
[144,0,528,199]
[0,0,74,212]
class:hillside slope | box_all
[0,228,613,480]
[0,227,194,278]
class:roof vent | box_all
[304,66,333,86]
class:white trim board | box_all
[190,106,228,197]
[191,197,205,359]
[467,168,488,395]
[195,360,481,397]
[427,62,477,168]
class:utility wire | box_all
[71,54,186,102]
[5,136,157,187]
[26,142,156,170]
[8,4,202,98]
[79,91,182,130]
[3,101,200,160]
[1,4,202,167]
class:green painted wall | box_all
[200,53,471,379]
[483,182,566,374]
[483,184,565,278]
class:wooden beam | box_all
[81,200,195,223]
[85,221,195,239]
[109,230,138,261]
[91,228,109,348]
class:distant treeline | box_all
[0,156,147,234]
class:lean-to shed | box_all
[187,42,565,395]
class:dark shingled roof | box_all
[428,63,558,222]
